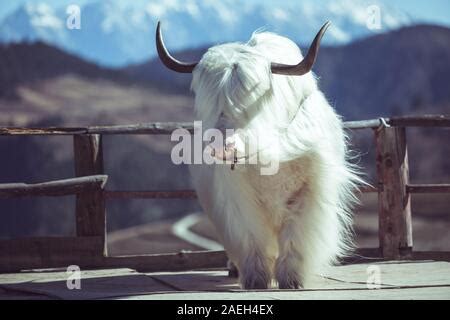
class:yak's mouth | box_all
[206,142,238,170]
[206,140,262,170]
[210,141,236,161]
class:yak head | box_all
[155,22,330,167]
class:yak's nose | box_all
[206,141,236,161]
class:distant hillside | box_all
[126,24,450,119]
[0,0,411,67]
[0,41,129,98]
[0,24,449,239]
[316,24,450,118]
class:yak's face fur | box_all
[191,32,316,136]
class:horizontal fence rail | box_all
[104,183,450,200]
[105,190,198,199]
[0,114,449,273]
[0,175,108,198]
[344,114,450,129]
[0,115,449,136]
[406,184,450,194]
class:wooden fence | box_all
[0,115,449,273]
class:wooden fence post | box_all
[73,134,107,256]
[375,126,413,259]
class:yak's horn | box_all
[156,21,198,73]
[270,21,331,76]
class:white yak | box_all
[156,21,364,289]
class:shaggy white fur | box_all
[189,31,364,289]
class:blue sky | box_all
[1,0,449,27]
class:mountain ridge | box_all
[0,41,131,98]
[0,0,412,67]
[125,24,450,119]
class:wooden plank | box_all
[2,260,450,300]
[0,268,174,300]
[0,175,107,198]
[102,250,229,272]
[407,184,450,194]
[410,251,450,261]
[2,243,450,275]
[150,260,450,292]
[73,134,107,256]
[0,236,103,273]
[121,286,450,300]
[323,260,450,288]
[375,127,413,259]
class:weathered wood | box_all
[87,122,194,135]
[407,184,450,194]
[345,114,450,130]
[410,251,450,261]
[102,250,229,272]
[344,119,384,130]
[73,134,107,256]
[0,175,107,198]
[0,122,194,136]
[0,115,449,136]
[2,244,450,275]
[0,127,86,135]
[105,190,198,199]
[375,126,413,259]
[0,236,104,273]
[389,114,450,128]
[3,261,450,299]
[0,268,175,299]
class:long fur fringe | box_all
[189,31,365,288]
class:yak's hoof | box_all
[242,278,269,290]
[278,278,302,289]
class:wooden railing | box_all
[0,114,449,273]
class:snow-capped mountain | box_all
[0,0,412,67]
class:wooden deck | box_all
[0,260,449,300]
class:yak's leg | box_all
[205,203,276,289]
[193,164,276,289]
[238,244,273,289]
[275,181,346,289]
[223,223,276,289]
[274,215,305,289]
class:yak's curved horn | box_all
[271,21,331,76]
[156,21,198,73]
